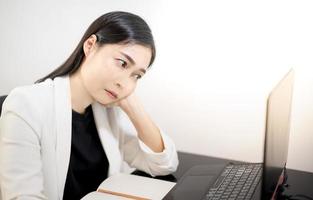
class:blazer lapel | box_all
[53,76,72,199]
[92,103,122,176]
[53,75,122,199]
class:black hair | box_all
[36,11,155,83]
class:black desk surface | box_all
[173,151,313,199]
[133,151,313,198]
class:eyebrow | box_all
[119,51,146,74]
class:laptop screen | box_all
[262,70,295,199]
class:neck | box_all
[69,70,93,114]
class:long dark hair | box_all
[36,11,156,83]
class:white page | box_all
[81,191,131,200]
[96,173,176,200]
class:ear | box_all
[83,34,98,57]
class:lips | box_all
[105,89,118,99]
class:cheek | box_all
[87,61,113,84]
[81,65,106,94]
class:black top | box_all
[63,105,109,200]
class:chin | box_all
[97,98,118,107]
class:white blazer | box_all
[0,76,179,200]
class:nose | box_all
[115,82,122,88]
[115,77,135,92]
[115,78,130,90]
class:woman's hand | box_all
[115,92,140,114]
[111,92,165,153]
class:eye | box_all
[134,74,142,80]
[117,59,127,68]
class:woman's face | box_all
[80,36,152,106]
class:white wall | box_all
[0,0,312,172]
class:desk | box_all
[133,151,313,199]
[174,151,313,199]
[133,152,313,199]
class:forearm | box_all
[122,102,165,153]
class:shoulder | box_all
[2,79,55,126]
[5,79,54,107]
[12,78,52,94]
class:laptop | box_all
[163,69,295,200]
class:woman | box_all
[0,11,179,200]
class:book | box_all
[81,173,176,200]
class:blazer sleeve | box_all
[116,108,179,177]
[0,92,47,199]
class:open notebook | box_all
[81,173,176,200]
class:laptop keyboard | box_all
[203,163,262,200]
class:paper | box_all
[82,191,130,200]
[82,173,176,200]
